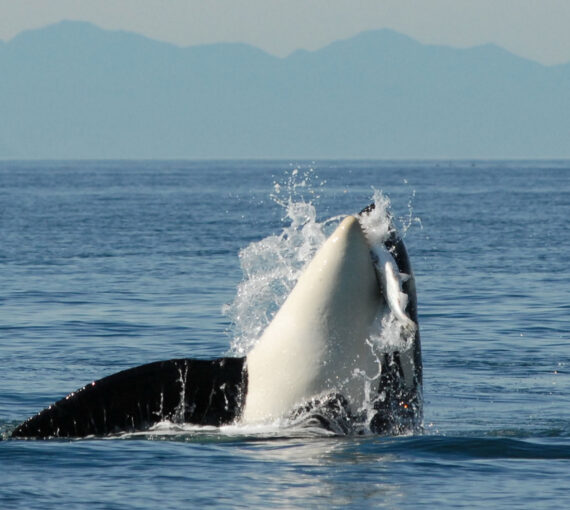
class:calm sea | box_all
[1,160,569,509]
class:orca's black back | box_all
[11,357,247,438]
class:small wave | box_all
[385,435,570,460]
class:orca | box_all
[11,205,421,438]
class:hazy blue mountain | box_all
[1,21,569,158]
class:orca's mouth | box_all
[356,204,423,430]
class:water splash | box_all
[225,168,337,356]
[359,189,394,245]
[173,364,189,423]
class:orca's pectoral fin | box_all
[11,357,247,439]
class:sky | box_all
[1,0,569,66]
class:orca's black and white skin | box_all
[11,205,421,438]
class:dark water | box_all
[1,160,569,508]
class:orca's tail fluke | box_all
[11,357,247,438]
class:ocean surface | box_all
[1,160,568,508]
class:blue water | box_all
[1,160,569,508]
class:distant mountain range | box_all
[1,21,569,159]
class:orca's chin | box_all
[241,215,383,424]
